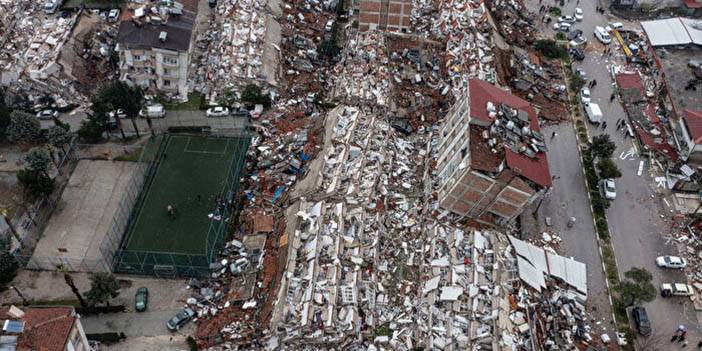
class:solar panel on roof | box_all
[1,321,24,334]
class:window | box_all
[163,68,170,76]
[133,55,142,61]
[163,56,178,65]
[163,80,171,87]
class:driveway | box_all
[533,0,702,341]
[82,309,195,338]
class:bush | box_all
[6,111,42,143]
[549,6,561,16]
[76,305,126,315]
[597,158,622,179]
[86,332,125,345]
[17,168,54,199]
[240,84,271,108]
[0,238,18,291]
[569,73,586,92]
[77,118,105,143]
[596,217,609,239]
[534,39,568,60]
[555,32,566,41]
[187,336,198,351]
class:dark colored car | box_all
[632,306,652,336]
[569,48,585,61]
[135,287,148,312]
[167,308,195,332]
[567,29,583,41]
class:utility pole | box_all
[10,285,28,306]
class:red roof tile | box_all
[0,307,75,351]
[684,109,702,144]
[469,125,503,172]
[468,79,539,131]
[685,0,702,8]
[504,148,552,188]
[615,72,645,92]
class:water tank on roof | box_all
[486,101,495,113]
[506,121,515,130]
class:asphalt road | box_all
[543,0,702,342]
[82,309,195,337]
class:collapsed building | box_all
[357,0,413,33]
[116,0,198,98]
[436,79,551,227]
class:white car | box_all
[580,87,591,104]
[569,36,587,47]
[656,255,687,269]
[660,283,695,297]
[108,9,120,22]
[206,106,230,117]
[594,26,612,44]
[552,22,572,32]
[601,178,616,200]
[574,8,584,21]
[36,109,58,120]
[558,15,576,24]
[605,22,624,32]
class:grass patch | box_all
[28,298,80,306]
[160,92,206,111]
[373,322,391,337]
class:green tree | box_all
[534,39,568,60]
[217,88,238,108]
[58,267,87,308]
[615,267,656,308]
[591,134,616,159]
[597,158,622,179]
[240,84,271,108]
[569,72,585,92]
[91,82,145,138]
[85,272,120,306]
[24,147,52,175]
[6,111,41,143]
[0,88,10,141]
[0,236,19,291]
[47,125,72,153]
[17,169,54,199]
[78,116,106,143]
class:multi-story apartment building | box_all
[358,0,412,33]
[116,1,197,99]
[0,306,90,351]
[436,79,552,227]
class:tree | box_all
[240,84,271,108]
[24,148,52,176]
[0,237,19,291]
[534,39,568,60]
[591,134,616,159]
[47,125,72,153]
[85,272,120,306]
[78,116,106,143]
[0,88,10,141]
[6,111,41,143]
[91,82,145,138]
[17,168,54,199]
[218,88,238,108]
[615,267,656,308]
[60,268,87,308]
[597,158,622,179]
[0,208,20,244]
[569,72,585,92]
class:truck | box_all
[585,102,603,124]
[660,283,695,297]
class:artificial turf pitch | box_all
[123,135,246,255]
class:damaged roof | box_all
[504,148,552,188]
[117,3,197,52]
[684,109,702,144]
[0,306,76,351]
[468,79,539,130]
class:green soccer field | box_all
[123,135,248,256]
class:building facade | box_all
[116,1,197,99]
[0,306,89,351]
[436,80,551,227]
[358,0,412,32]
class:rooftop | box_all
[467,79,551,188]
[655,46,702,115]
[683,109,702,143]
[0,306,76,351]
[117,0,198,52]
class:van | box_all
[44,0,60,14]
[139,104,166,119]
[585,103,603,124]
[594,26,611,44]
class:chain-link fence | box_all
[113,132,251,277]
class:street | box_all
[529,0,702,343]
[82,309,194,338]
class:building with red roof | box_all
[678,109,702,163]
[436,79,551,227]
[0,306,89,351]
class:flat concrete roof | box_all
[656,46,702,114]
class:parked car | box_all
[605,22,624,32]
[107,9,120,22]
[552,22,572,32]
[574,8,584,21]
[569,48,585,61]
[139,104,166,119]
[575,68,587,80]
[109,109,127,119]
[585,103,603,124]
[166,308,195,332]
[594,26,612,44]
[600,178,616,200]
[325,20,334,32]
[206,106,230,117]
[135,287,149,312]
[43,0,61,14]
[36,109,58,120]
[632,306,652,336]
[580,87,591,104]
[660,283,695,297]
[569,36,587,48]
[567,29,583,41]
[656,255,687,269]
[558,15,576,24]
